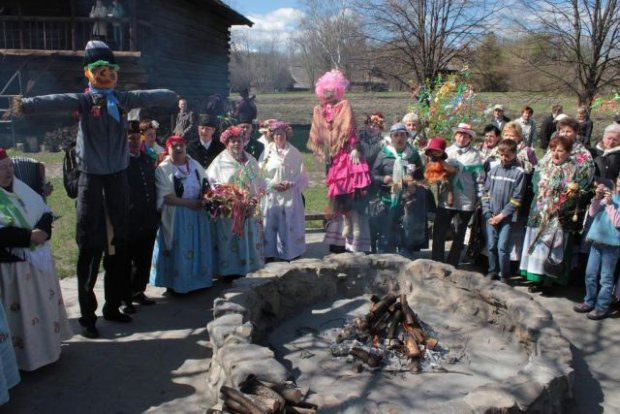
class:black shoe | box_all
[103,311,132,323]
[133,293,156,305]
[81,325,99,339]
[221,275,243,284]
[540,286,553,297]
[122,304,137,314]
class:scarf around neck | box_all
[89,86,120,122]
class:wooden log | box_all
[403,324,426,343]
[404,335,420,358]
[400,294,419,327]
[386,309,403,339]
[370,293,397,317]
[220,386,268,414]
[244,382,286,411]
[223,399,246,414]
[388,301,401,314]
[350,347,382,367]
[284,407,317,414]
[370,311,392,335]
[425,337,439,349]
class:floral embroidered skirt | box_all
[150,207,214,293]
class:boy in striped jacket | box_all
[482,139,525,283]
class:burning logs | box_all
[332,292,440,372]
[218,377,317,414]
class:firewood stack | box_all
[335,293,438,373]
[208,377,318,414]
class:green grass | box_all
[7,147,64,164]
[47,177,78,278]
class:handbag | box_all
[543,229,566,279]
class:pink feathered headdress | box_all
[315,69,349,101]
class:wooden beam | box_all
[0,49,141,58]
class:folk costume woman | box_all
[150,136,214,294]
[206,126,265,279]
[520,136,592,294]
[0,149,72,371]
[307,69,372,252]
[259,122,309,261]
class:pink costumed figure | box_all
[307,69,372,252]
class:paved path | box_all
[1,233,618,413]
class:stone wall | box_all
[206,254,574,413]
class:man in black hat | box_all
[120,122,159,312]
[188,114,225,170]
[8,40,177,338]
[238,114,264,160]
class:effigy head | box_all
[315,69,349,104]
[83,40,119,89]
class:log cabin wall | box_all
[138,0,236,109]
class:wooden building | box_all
[0,0,252,136]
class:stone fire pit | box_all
[206,254,573,413]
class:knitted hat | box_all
[199,114,218,128]
[83,40,119,70]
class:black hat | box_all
[199,114,219,128]
[83,40,118,69]
[236,112,254,124]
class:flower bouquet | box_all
[203,183,260,237]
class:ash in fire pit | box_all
[269,294,528,412]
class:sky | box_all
[224,1,304,45]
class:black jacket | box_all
[187,139,225,170]
[594,147,620,183]
[127,152,159,239]
[540,115,556,150]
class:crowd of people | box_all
[0,57,619,404]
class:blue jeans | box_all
[584,242,620,313]
[485,219,512,277]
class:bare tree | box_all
[354,0,497,88]
[295,0,364,80]
[230,32,294,92]
[519,0,620,106]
